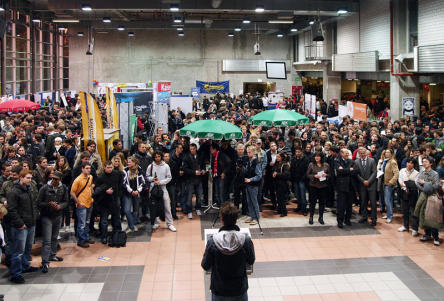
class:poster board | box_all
[304,94,311,112]
[310,95,316,117]
[402,97,416,117]
[268,92,284,104]
[114,92,152,115]
[170,96,193,115]
[346,101,367,121]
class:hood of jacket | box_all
[213,225,246,255]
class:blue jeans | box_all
[212,292,248,301]
[293,180,307,212]
[10,226,35,278]
[122,195,139,230]
[213,177,225,206]
[245,185,260,221]
[384,185,394,220]
[186,182,203,212]
[76,207,92,243]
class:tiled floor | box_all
[0,203,444,301]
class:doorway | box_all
[243,82,276,94]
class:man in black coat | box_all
[201,202,255,300]
[182,143,206,218]
[334,149,357,228]
[170,144,185,213]
[210,143,232,206]
[94,161,123,244]
[290,147,309,214]
[233,143,248,215]
[7,170,39,283]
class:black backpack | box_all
[108,231,127,248]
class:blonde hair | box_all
[0,203,7,218]
[247,145,257,154]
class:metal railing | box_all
[304,44,327,61]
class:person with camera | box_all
[38,171,69,273]
[201,202,255,301]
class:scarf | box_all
[213,151,219,175]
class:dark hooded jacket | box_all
[201,225,255,297]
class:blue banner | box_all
[191,87,200,99]
[196,81,229,94]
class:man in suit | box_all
[210,143,232,206]
[355,147,378,226]
[334,148,356,228]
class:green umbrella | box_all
[179,120,242,140]
[249,109,309,127]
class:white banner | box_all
[310,95,316,117]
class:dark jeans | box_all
[257,177,265,206]
[337,190,352,223]
[425,228,439,240]
[233,182,247,215]
[99,200,122,240]
[309,186,328,218]
[213,177,225,207]
[276,186,289,215]
[212,292,248,301]
[360,187,377,222]
[167,184,177,217]
[401,190,418,231]
[76,206,92,243]
[2,220,12,265]
[293,180,307,212]
[10,226,35,278]
[41,215,62,264]
[61,200,73,227]
[264,175,276,206]
[186,182,203,212]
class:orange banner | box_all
[347,101,367,121]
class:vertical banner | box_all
[106,87,119,129]
[79,91,107,164]
[346,101,367,121]
[304,93,311,112]
[129,115,137,144]
[310,95,316,117]
[402,97,416,117]
[154,81,171,104]
[191,87,200,99]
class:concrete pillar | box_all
[322,62,341,103]
[389,0,421,120]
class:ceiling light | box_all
[0,7,4,12]
[170,4,179,11]
[53,19,79,23]
[81,4,92,11]
[268,20,293,24]
[277,33,284,38]
[377,80,381,82]
[178,32,184,37]
[429,83,437,86]
[77,32,84,37]
[309,21,315,25]
[234,27,241,32]
[117,25,125,31]
[128,32,135,37]
[243,19,251,24]
[103,17,111,23]
[32,18,41,23]
[384,81,390,83]
[290,28,298,32]
[177,27,183,31]
[337,9,348,15]
[228,32,234,37]
[174,17,182,23]
[255,5,265,13]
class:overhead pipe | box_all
[390,0,413,76]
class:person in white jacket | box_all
[146,151,177,232]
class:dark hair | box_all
[313,151,324,163]
[294,146,302,152]
[81,162,91,169]
[190,143,197,149]
[80,151,90,160]
[220,202,238,226]
[1,163,11,171]
[64,138,72,145]
[153,151,163,159]
[210,142,220,150]
[104,160,113,166]
[113,139,121,147]
[37,156,47,164]
[11,165,22,174]
[405,157,417,165]
[422,156,435,165]
[87,141,96,147]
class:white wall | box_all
[69,29,293,95]
[359,0,390,59]
[337,13,359,54]
[418,0,444,46]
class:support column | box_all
[390,75,420,120]
[322,62,341,103]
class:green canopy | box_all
[249,109,309,127]
[179,119,242,140]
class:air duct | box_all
[311,20,324,41]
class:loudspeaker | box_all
[311,21,324,42]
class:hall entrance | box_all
[243,82,276,95]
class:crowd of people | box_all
[0,91,443,285]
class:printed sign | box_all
[196,80,229,94]
[402,97,416,117]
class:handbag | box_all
[424,194,443,224]
[149,164,164,200]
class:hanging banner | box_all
[402,97,416,117]
[79,91,106,163]
[310,95,316,117]
[347,101,367,121]
[304,93,311,112]
[157,82,171,92]
[129,115,137,144]
[196,80,229,94]
[105,87,119,128]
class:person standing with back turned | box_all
[202,202,255,301]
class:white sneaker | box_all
[188,212,193,219]
[386,218,392,223]
[125,228,134,234]
[134,226,138,232]
[196,210,202,216]
[57,234,61,240]
[412,230,419,237]
[382,215,388,219]
[152,224,160,230]
[398,226,407,232]
[434,240,440,246]
[244,217,253,223]
[168,225,177,232]
[65,226,70,232]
